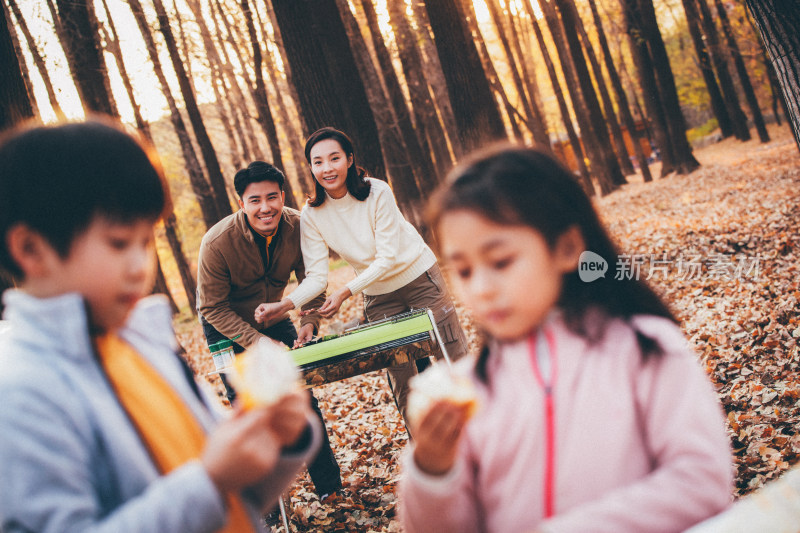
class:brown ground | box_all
[175,124,800,531]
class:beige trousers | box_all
[363,264,469,424]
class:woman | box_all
[255,127,469,422]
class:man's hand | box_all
[293,323,315,348]
[254,298,294,324]
[317,287,352,318]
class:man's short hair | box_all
[0,119,168,278]
[234,161,285,198]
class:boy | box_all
[0,119,319,532]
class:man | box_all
[197,161,341,499]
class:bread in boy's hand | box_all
[227,337,302,410]
[407,363,478,427]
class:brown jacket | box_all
[196,207,325,349]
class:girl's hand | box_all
[255,299,294,324]
[202,406,281,493]
[411,400,471,476]
[318,287,351,318]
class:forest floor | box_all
[175,124,800,532]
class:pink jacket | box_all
[399,313,733,533]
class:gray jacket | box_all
[0,290,318,533]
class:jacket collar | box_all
[232,207,296,243]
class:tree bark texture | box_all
[745,0,800,152]
[271,0,386,179]
[423,0,507,152]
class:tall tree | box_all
[271,0,385,179]
[423,0,507,152]
[695,0,751,140]
[550,0,623,192]
[127,0,219,230]
[240,0,298,208]
[100,0,196,313]
[681,0,735,138]
[587,0,653,182]
[335,0,423,223]
[53,0,117,116]
[360,0,439,193]
[745,0,800,152]
[714,0,769,142]
[386,0,453,178]
[621,0,700,175]
[151,0,232,220]
[4,0,45,119]
[522,0,593,190]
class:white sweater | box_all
[287,178,437,309]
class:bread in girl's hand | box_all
[227,337,302,410]
[407,362,478,426]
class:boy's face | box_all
[238,180,285,237]
[41,216,156,332]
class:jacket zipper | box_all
[529,328,557,518]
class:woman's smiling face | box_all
[309,138,353,199]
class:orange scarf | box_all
[96,333,255,533]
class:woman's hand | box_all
[411,400,471,476]
[255,298,294,324]
[293,323,315,348]
[317,287,352,318]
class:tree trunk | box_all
[695,0,751,140]
[423,0,507,152]
[745,0,800,152]
[386,0,454,178]
[4,0,43,120]
[409,0,463,157]
[523,0,593,191]
[154,254,179,315]
[101,0,196,313]
[681,0,735,138]
[623,0,700,175]
[461,0,525,142]
[714,0,769,142]
[335,0,423,225]
[271,0,385,179]
[574,4,636,176]
[53,0,117,116]
[550,0,622,193]
[127,0,218,230]
[587,0,653,182]
[0,1,33,130]
[360,0,440,193]
[505,3,551,148]
[151,0,232,220]
[239,0,298,209]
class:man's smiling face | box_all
[238,179,285,236]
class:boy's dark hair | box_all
[428,144,677,381]
[304,127,370,207]
[233,161,285,198]
[0,119,169,278]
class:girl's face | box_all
[439,210,580,342]
[309,138,353,199]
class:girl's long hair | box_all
[305,127,370,207]
[428,144,676,381]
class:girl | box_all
[399,145,733,532]
[254,127,469,422]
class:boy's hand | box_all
[202,407,281,493]
[318,287,352,318]
[293,323,315,348]
[254,299,293,324]
[267,391,312,448]
[411,400,471,476]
